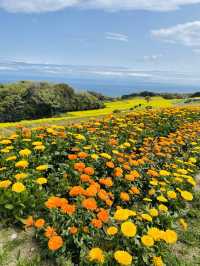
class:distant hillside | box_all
[0,81,106,122]
[121,91,191,100]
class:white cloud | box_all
[143,54,163,61]
[1,0,200,13]
[0,0,79,13]
[152,21,200,47]
[105,32,128,42]
[1,59,200,85]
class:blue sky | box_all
[1,1,200,88]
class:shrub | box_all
[0,82,105,122]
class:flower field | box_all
[0,106,200,265]
[0,97,177,136]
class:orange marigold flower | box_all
[109,139,117,145]
[117,157,124,163]
[91,218,102,228]
[69,186,84,197]
[83,226,89,233]
[106,161,115,168]
[106,199,113,206]
[59,198,68,208]
[97,209,109,223]
[22,127,31,138]
[35,218,45,228]
[84,185,98,197]
[98,189,109,201]
[120,192,130,202]
[99,177,113,187]
[84,167,95,176]
[61,204,76,215]
[24,216,34,227]
[125,174,135,182]
[69,226,78,235]
[114,167,123,177]
[126,170,140,181]
[147,169,159,177]
[123,163,131,170]
[78,152,88,159]
[82,198,97,211]
[131,187,140,194]
[68,154,77,160]
[44,227,57,239]
[48,236,63,251]
[80,174,91,182]
[45,196,63,209]
[74,162,86,172]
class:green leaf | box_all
[4,203,14,210]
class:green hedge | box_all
[0,81,105,122]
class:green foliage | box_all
[0,82,105,122]
[121,91,190,100]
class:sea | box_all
[0,74,199,97]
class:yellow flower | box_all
[150,179,158,186]
[121,221,137,237]
[34,145,45,151]
[163,230,178,244]
[15,160,29,169]
[141,214,152,222]
[100,153,112,160]
[126,210,137,217]
[114,251,132,266]
[12,182,26,193]
[15,173,28,180]
[88,248,104,264]
[167,191,177,199]
[157,195,168,203]
[143,197,152,202]
[179,218,188,231]
[141,235,154,247]
[149,208,158,217]
[6,156,17,161]
[91,154,99,160]
[36,177,47,185]
[19,149,32,157]
[114,209,136,221]
[0,180,12,188]
[187,176,196,186]
[177,168,188,175]
[113,209,129,221]
[75,134,86,141]
[148,228,162,241]
[1,148,10,153]
[148,188,156,195]
[107,226,118,236]
[153,256,164,266]
[36,165,48,171]
[0,139,12,145]
[181,191,193,201]
[158,204,168,212]
[188,157,196,163]
[32,141,43,146]
[159,170,170,176]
